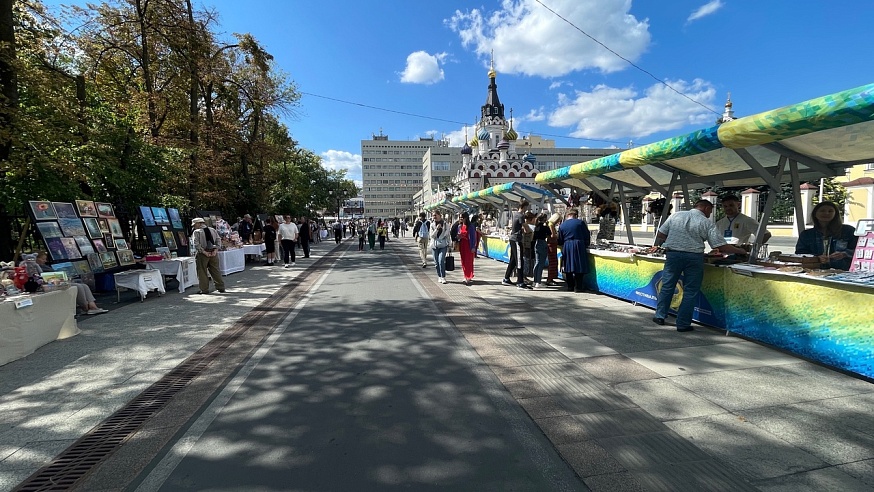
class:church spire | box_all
[482,50,504,122]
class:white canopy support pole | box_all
[617,185,635,245]
[656,171,680,240]
[734,148,782,190]
[749,156,787,263]
[681,180,691,209]
[789,158,806,236]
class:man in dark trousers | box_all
[502,199,531,289]
[333,221,342,244]
[298,216,312,258]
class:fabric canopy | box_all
[452,181,553,206]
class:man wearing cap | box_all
[191,218,225,294]
[239,214,254,244]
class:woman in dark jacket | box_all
[532,213,552,288]
[795,201,857,270]
[262,217,277,266]
[557,208,590,293]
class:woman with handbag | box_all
[455,211,480,285]
[428,211,452,284]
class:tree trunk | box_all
[186,0,199,208]
[0,0,19,162]
[134,0,159,139]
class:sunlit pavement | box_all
[1,236,873,491]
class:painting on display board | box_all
[86,253,104,273]
[162,230,177,250]
[149,232,164,248]
[116,249,136,266]
[95,202,115,218]
[176,231,189,247]
[44,237,68,261]
[83,218,103,239]
[151,207,169,225]
[52,202,78,219]
[114,238,129,250]
[58,218,87,237]
[29,201,57,220]
[59,237,82,259]
[140,206,156,226]
[75,200,98,217]
[36,221,63,239]
[99,251,118,269]
[74,236,95,256]
[92,238,108,254]
[107,218,124,238]
[103,233,115,248]
[168,208,183,229]
[73,259,96,290]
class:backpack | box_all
[418,220,430,239]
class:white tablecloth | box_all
[146,258,197,293]
[242,244,266,256]
[217,249,245,275]
[113,269,166,301]
[0,287,80,367]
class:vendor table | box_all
[0,287,80,366]
[242,244,265,256]
[145,257,197,293]
[217,248,245,275]
[113,269,166,301]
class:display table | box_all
[0,287,80,367]
[145,258,197,293]
[217,248,245,275]
[113,269,166,301]
[242,244,266,256]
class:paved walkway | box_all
[1,235,872,491]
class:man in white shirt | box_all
[714,195,771,245]
[277,215,299,268]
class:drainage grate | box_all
[12,249,342,492]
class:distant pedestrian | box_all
[278,215,299,268]
[299,216,312,258]
[333,221,342,244]
[377,220,388,249]
[532,213,552,289]
[366,217,377,250]
[191,218,225,294]
[262,216,277,266]
[546,213,561,286]
[455,211,479,285]
[358,226,365,251]
[429,211,452,284]
[413,212,430,268]
[557,209,589,293]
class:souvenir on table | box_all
[116,249,136,266]
[156,246,171,259]
[36,221,63,239]
[74,236,95,255]
[176,231,189,246]
[96,202,115,218]
[40,271,68,284]
[107,218,124,238]
[114,238,129,250]
[103,233,115,248]
[52,202,78,218]
[29,201,57,220]
[150,231,164,248]
[168,208,183,229]
[92,238,108,254]
[162,230,177,250]
[98,218,110,234]
[60,237,82,259]
[151,207,169,225]
[83,217,103,239]
[140,205,156,226]
[86,253,104,273]
[75,200,98,217]
[58,217,87,237]
[44,237,68,261]
[99,251,118,269]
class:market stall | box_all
[0,287,80,366]
[145,257,197,293]
[217,248,245,276]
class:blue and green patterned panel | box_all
[479,235,511,263]
[724,274,874,380]
[619,126,722,167]
[535,164,573,184]
[718,83,874,148]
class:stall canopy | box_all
[452,181,553,207]
[535,83,874,196]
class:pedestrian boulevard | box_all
[1,236,872,491]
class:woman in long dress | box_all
[455,211,479,285]
[557,209,590,293]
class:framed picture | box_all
[140,205,156,226]
[86,253,104,273]
[149,231,164,248]
[98,218,110,234]
[107,218,124,238]
[114,238,129,250]
[44,237,68,261]
[40,271,68,284]
[74,236,95,256]
[162,230,177,250]
[75,200,98,217]
[99,251,118,269]
[103,233,115,248]
[58,217,87,237]
[74,260,92,276]
[151,207,169,225]
[176,230,189,247]
[52,202,78,218]
[36,221,63,239]
[92,238,108,254]
[156,246,170,259]
[29,201,57,221]
[168,208,183,229]
[96,202,115,218]
[83,218,103,239]
[59,237,82,259]
[116,249,136,266]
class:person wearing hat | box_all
[191,218,225,294]
[239,214,254,244]
[546,212,562,286]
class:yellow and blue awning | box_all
[452,182,553,206]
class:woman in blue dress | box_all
[557,208,591,292]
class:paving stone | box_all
[488,365,531,383]
[573,354,662,384]
[523,363,590,380]
[632,460,759,491]
[545,336,619,359]
[555,390,639,414]
[587,327,721,354]
[836,459,874,488]
[534,415,591,445]
[556,440,627,478]
[597,430,712,469]
[626,340,800,377]
[537,375,609,395]
[508,351,570,366]
[614,378,727,420]
[574,409,666,439]
[502,379,549,399]
[583,471,646,492]
[756,466,874,492]
[517,396,569,419]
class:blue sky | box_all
[46,1,874,187]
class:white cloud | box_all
[399,51,447,85]
[548,80,573,90]
[688,0,723,23]
[524,107,546,122]
[446,0,650,77]
[321,150,362,188]
[548,79,717,140]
